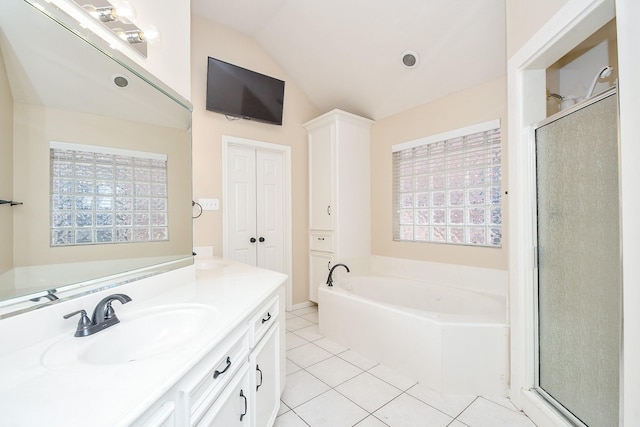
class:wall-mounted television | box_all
[206,57,285,126]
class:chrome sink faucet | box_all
[326,263,350,287]
[63,293,132,337]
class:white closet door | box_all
[227,145,258,266]
[226,144,285,274]
[256,150,284,273]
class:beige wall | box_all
[190,15,320,305]
[12,104,192,267]
[0,47,13,275]
[371,76,508,270]
[506,0,571,58]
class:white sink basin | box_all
[42,304,219,367]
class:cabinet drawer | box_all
[310,232,333,252]
[196,363,251,427]
[179,327,250,426]
[249,296,279,347]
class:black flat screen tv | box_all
[206,57,285,125]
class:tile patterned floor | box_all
[276,305,537,427]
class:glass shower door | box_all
[534,90,620,427]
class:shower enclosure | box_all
[534,88,621,426]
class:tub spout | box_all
[327,263,350,287]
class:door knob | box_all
[250,237,256,243]
[259,237,265,242]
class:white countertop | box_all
[0,258,287,427]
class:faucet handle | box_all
[63,309,92,337]
[104,302,117,320]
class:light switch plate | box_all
[199,198,220,211]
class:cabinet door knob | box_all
[250,237,256,243]
[259,237,265,243]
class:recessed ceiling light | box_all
[112,74,129,88]
[401,50,420,68]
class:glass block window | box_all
[50,141,168,246]
[392,120,502,247]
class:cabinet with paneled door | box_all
[304,109,373,302]
[131,291,283,427]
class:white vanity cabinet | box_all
[178,327,250,425]
[130,290,283,427]
[304,109,373,302]
[249,295,280,427]
[195,363,252,427]
[133,399,177,427]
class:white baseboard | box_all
[289,300,315,311]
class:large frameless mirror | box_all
[0,0,193,316]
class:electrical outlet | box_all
[199,198,220,211]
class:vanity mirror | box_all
[0,0,193,316]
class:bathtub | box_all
[318,275,509,396]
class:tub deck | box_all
[318,277,509,396]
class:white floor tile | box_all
[368,364,418,391]
[295,389,369,427]
[313,337,349,355]
[301,312,319,323]
[281,311,537,427]
[280,370,330,408]
[335,372,402,413]
[286,332,309,350]
[286,317,314,331]
[286,358,303,375]
[374,393,453,427]
[457,397,537,427]
[294,324,324,341]
[338,349,379,370]
[306,356,364,387]
[274,410,309,427]
[482,395,518,412]
[277,400,290,417]
[353,415,389,427]
[406,383,476,418]
[448,420,471,427]
[287,342,333,368]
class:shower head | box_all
[586,65,614,98]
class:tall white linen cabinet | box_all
[304,109,373,302]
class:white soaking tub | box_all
[318,275,509,396]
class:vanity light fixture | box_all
[83,1,136,24]
[92,6,117,22]
[119,29,144,43]
[76,0,152,56]
[117,26,160,44]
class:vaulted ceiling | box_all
[191,0,506,120]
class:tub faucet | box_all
[64,293,132,337]
[327,263,350,287]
